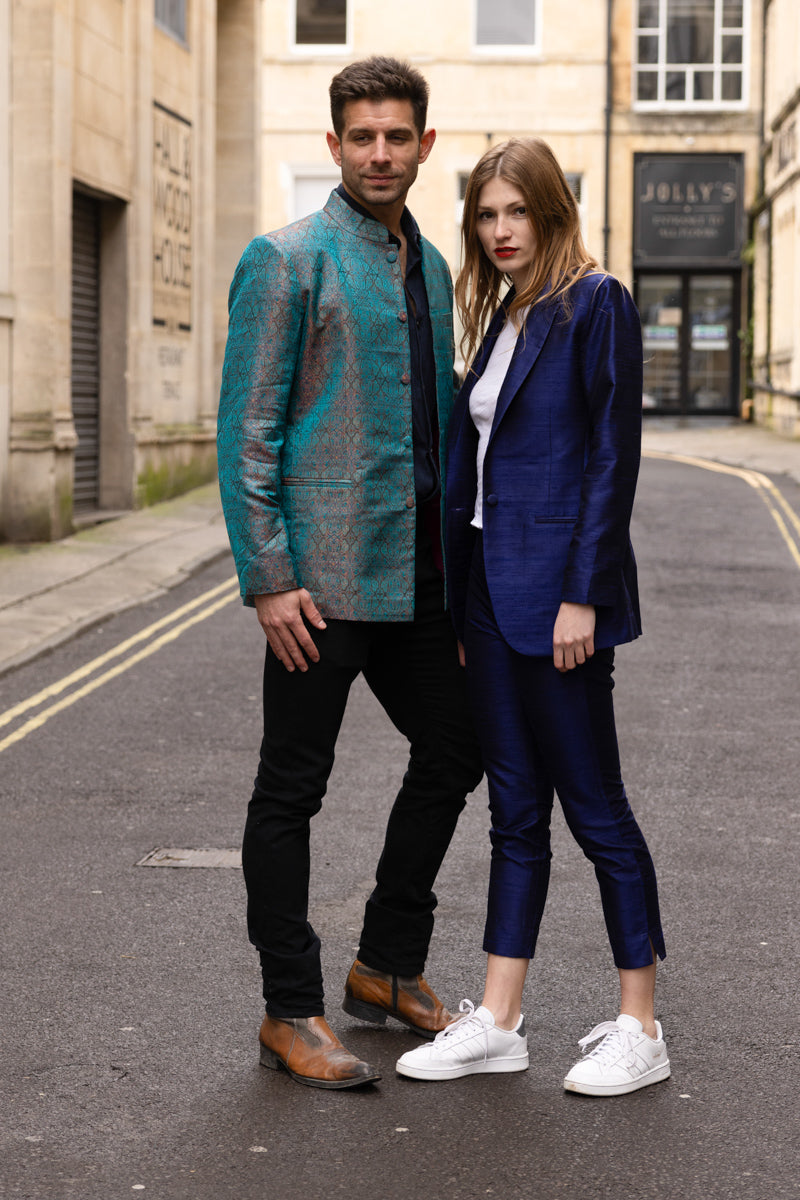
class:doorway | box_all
[636,272,740,414]
[71,191,101,510]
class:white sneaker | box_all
[563,1013,670,1096]
[396,999,529,1081]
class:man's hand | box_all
[552,602,595,673]
[254,589,327,672]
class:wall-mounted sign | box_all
[633,154,744,267]
[153,102,192,333]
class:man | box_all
[217,56,482,1090]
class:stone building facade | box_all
[260,0,763,418]
[0,0,261,541]
[751,0,800,435]
[3,0,794,542]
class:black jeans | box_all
[242,526,483,1018]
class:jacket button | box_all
[486,493,498,506]
[401,372,411,384]
[403,435,412,447]
[405,496,415,508]
[399,312,407,323]
[387,252,398,263]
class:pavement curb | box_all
[0,483,234,678]
[1,423,797,678]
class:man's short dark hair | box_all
[329,56,429,138]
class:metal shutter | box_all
[71,192,101,509]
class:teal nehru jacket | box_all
[217,189,456,620]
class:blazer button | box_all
[405,496,415,508]
[486,493,498,506]
[401,372,411,384]
[403,435,412,447]
[387,252,398,263]
[399,312,407,323]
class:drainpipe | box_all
[602,0,613,270]
[762,0,772,389]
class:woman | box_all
[396,138,669,1096]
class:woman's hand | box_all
[553,602,596,673]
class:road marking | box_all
[0,578,240,755]
[643,450,800,571]
[0,575,239,731]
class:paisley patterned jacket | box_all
[217,189,456,620]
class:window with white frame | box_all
[635,0,747,107]
[155,0,186,42]
[474,0,539,52]
[564,172,587,237]
[291,170,340,222]
[295,0,348,48]
[154,0,185,42]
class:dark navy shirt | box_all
[336,184,440,503]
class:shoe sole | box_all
[342,994,440,1041]
[259,1043,381,1089]
[563,1062,671,1097]
[396,1054,529,1081]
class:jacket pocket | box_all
[533,514,577,524]
[283,477,353,488]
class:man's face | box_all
[326,98,435,215]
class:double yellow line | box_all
[643,450,800,571]
[0,576,240,755]
[2,454,798,756]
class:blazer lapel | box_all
[489,301,559,440]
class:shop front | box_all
[633,154,745,415]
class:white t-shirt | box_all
[468,311,528,529]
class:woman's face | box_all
[475,176,537,288]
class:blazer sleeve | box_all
[560,279,643,607]
[216,237,303,604]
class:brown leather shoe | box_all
[342,959,453,1040]
[258,1014,380,1090]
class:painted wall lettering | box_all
[633,155,744,266]
[153,103,192,332]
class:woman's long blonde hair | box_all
[455,137,601,368]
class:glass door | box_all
[639,275,682,410]
[688,275,735,411]
[636,271,739,414]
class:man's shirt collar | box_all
[335,183,420,248]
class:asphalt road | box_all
[1,455,798,1200]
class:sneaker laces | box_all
[576,1021,638,1070]
[431,999,492,1059]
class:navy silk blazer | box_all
[445,273,643,657]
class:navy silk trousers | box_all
[464,535,665,970]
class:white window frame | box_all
[633,0,750,112]
[291,0,352,55]
[564,172,587,240]
[472,0,542,57]
[155,0,187,45]
[285,166,341,223]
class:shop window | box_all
[295,0,348,48]
[155,0,186,43]
[634,0,746,108]
[475,0,539,52]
